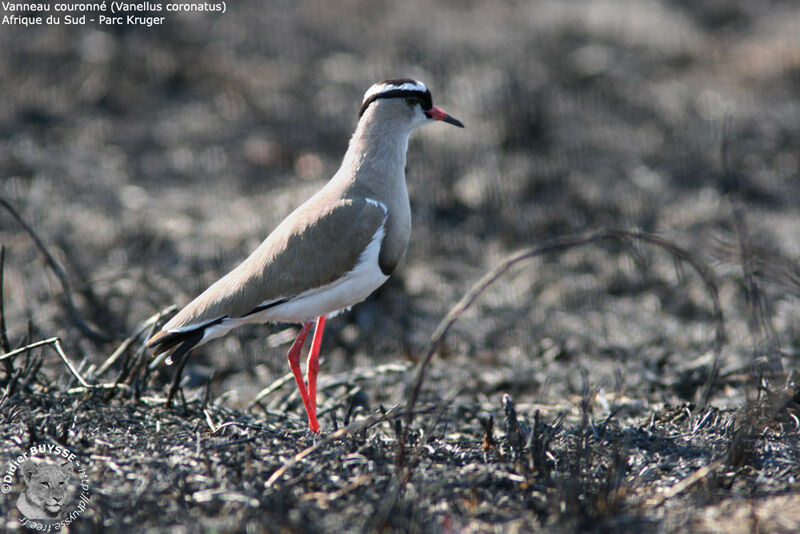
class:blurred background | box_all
[1,0,799,411]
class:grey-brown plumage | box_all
[146,79,463,428]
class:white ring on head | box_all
[363,80,427,103]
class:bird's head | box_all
[358,79,464,131]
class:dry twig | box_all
[0,195,110,343]
[265,404,433,488]
[0,244,10,355]
[96,305,177,378]
[0,336,91,388]
[646,458,724,509]
[721,119,782,380]
[400,229,726,468]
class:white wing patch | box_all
[199,320,237,344]
[364,197,388,213]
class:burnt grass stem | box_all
[400,228,726,477]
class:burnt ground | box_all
[1,0,800,532]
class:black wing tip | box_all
[164,329,204,365]
[147,317,225,359]
[147,328,205,365]
[147,329,185,353]
[148,313,228,347]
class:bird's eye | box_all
[405,96,419,107]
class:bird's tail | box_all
[146,327,205,365]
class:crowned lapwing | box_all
[147,79,464,432]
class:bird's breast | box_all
[377,189,411,275]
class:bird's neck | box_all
[337,112,412,193]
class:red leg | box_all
[286,321,319,433]
[306,315,326,425]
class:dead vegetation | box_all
[2,187,800,532]
[2,0,800,532]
